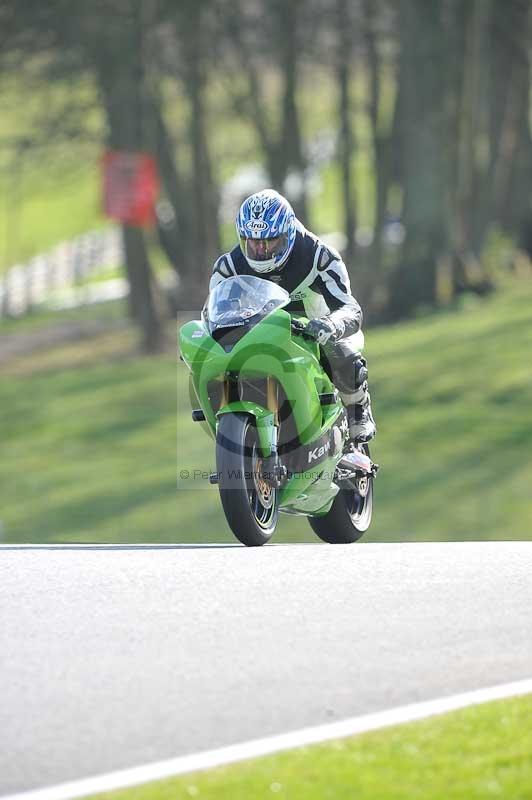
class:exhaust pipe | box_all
[338,450,373,474]
[335,451,379,488]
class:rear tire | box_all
[308,445,373,544]
[216,413,279,546]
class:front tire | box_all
[308,445,373,544]
[216,413,279,546]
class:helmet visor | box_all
[241,234,288,262]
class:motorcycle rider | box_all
[209,189,376,444]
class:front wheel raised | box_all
[216,413,279,546]
[308,445,373,544]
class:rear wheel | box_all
[216,413,279,546]
[308,445,373,544]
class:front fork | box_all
[261,378,283,486]
[263,378,289,486]
[218,376,286,488]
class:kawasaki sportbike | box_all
[179,275,378,546]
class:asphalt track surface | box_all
[1,541,531,795]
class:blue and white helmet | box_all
[236,189,297,274]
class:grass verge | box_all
[1,277,532,543]
[88,694,532,800]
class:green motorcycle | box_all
[179,275,378,547]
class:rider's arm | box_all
[315,246,362,339]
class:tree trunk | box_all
[276,0,308,221]
[363,0,395,285]
[490,0,531,236]
[388,0,450,319]
[220,0,309,221]
[336,0,356,262]
[443,0,485,295]
[219,1,278,185]
[150,93,195,281]
[176,1,221,306]
[88,1,164,351]
[480,0,531,241]
[122,225,165,352]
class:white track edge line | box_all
[4,677,532,800]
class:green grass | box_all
[1,277,532,544]
[88,694,532,800]
[0,74,106,271]
[0,162,106,271]
[0,297,128,335]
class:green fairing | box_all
[179,308,349,516]
[217,402,276,456]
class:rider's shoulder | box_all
[292,222,321,259]
[316,237,344,271]
[212,247,243,278]
[295,220,316,245]
[296,225,344,271]
[212,252,231,275]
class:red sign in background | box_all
[102,151,159,226]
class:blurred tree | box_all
[388,0,450,318]
[86,0,165,351]
[443,0,493,298]
[361,0,398,308]
[217,0,309,221]
[150,94,194,288]
[488,0,532,240]
[386,0,523,318]
[1,0,531,327]
[142,0,223,308]
[335,0,357,263]
[0,0,166,351]
[173,0,221,302]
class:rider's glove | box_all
[306,316,337,346]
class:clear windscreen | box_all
[204,275,289,330]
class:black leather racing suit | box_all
[210,222,367,400]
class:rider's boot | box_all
[341,382,377,444]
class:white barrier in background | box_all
[0,227,123,317]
